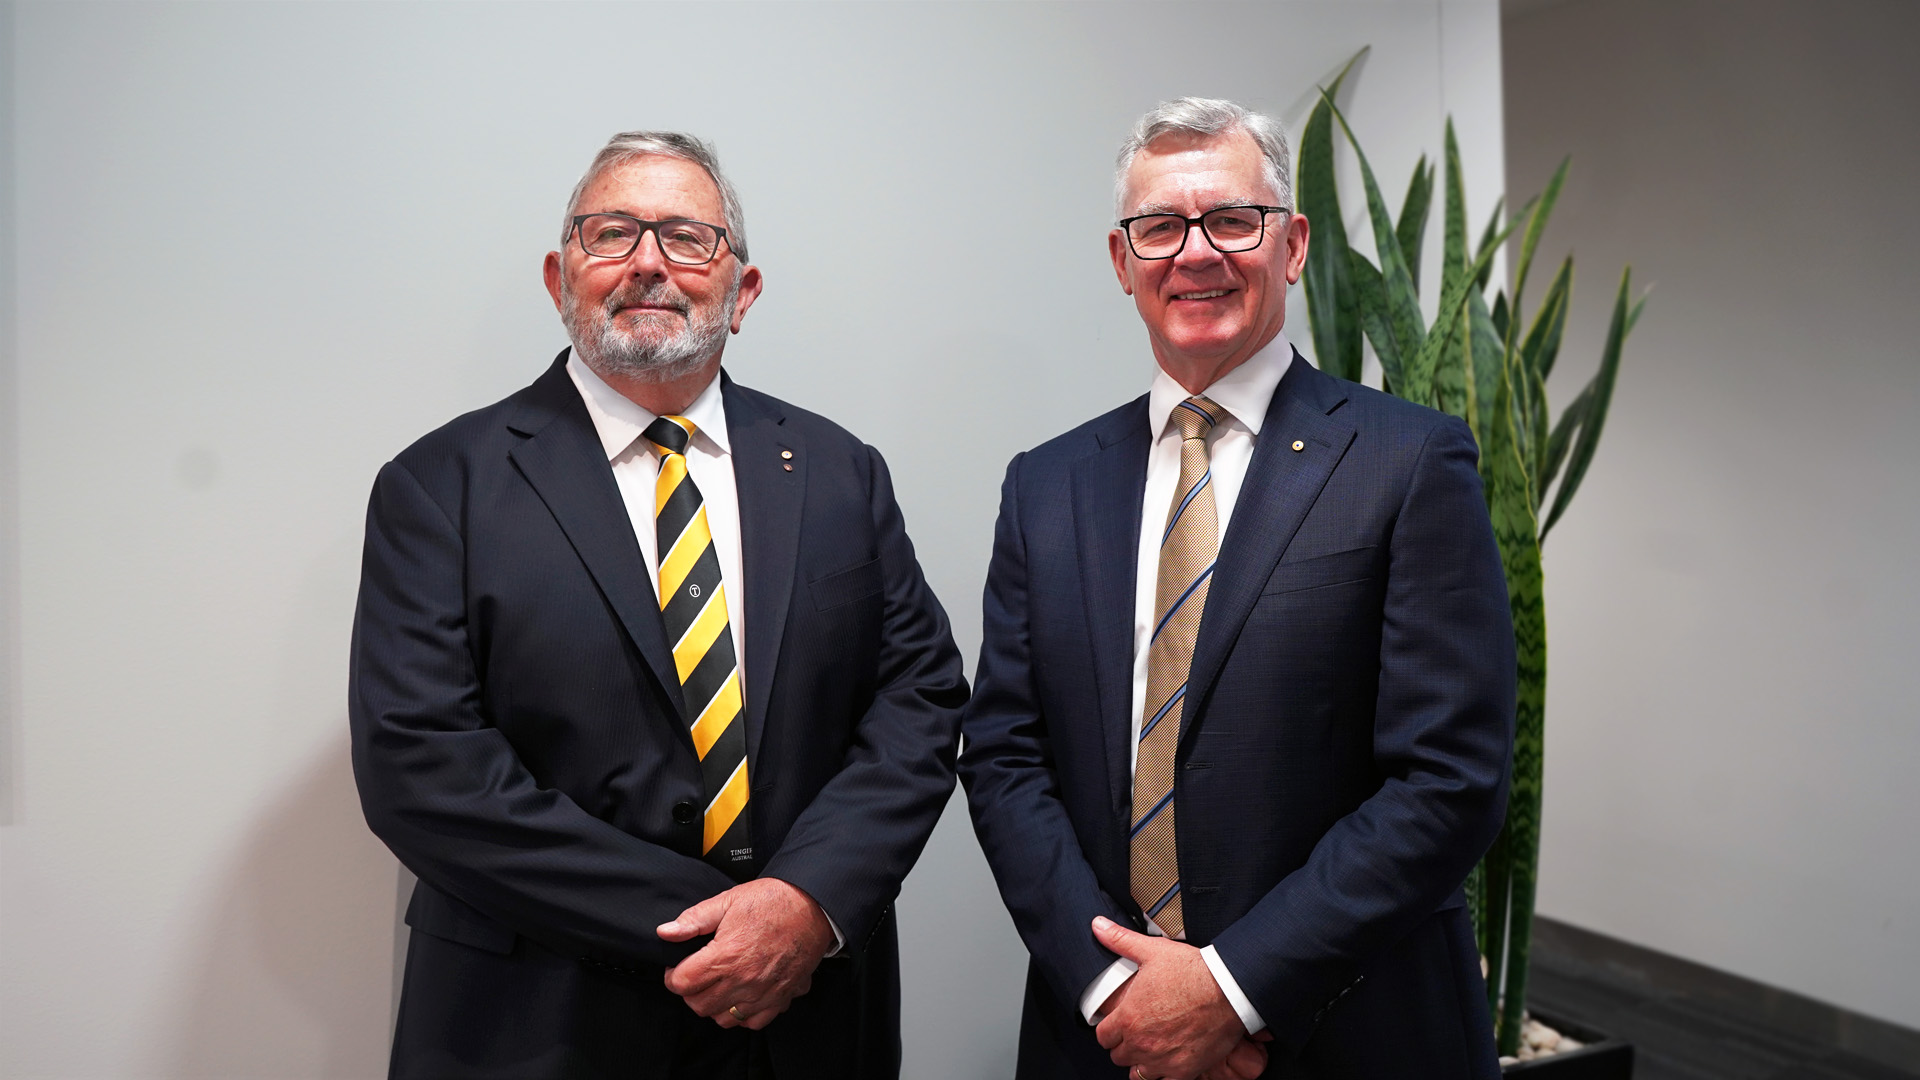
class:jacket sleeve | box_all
[1207,415,1515,1049]
[957,453,1136,1008]
[349,459,735,971]
[758,445,970,947]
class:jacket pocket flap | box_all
[404,882,517,955]
[809,557,883,611]
[1261,545,1380,595]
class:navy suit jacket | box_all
[349,352,966,1079]
[958,355,1513,1079]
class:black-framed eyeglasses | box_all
[569,213,732,265]
[1117,205,1288,260]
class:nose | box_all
[1171,221,1225,270]
[623,227,671,280]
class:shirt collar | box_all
[565,351,732,461]
[1146,330,1294,440]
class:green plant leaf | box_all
[1490,289,1510,343]
[1541,267,1634,538]
[1397,156,1436,293]
[1405,214,1516,413]
[1523,257,1573,381]
[1473,196,1509,294]
[1432,122,1474,430]
[1325,91,1429,403]
[1346,249,1406,392]
[1539,381,1592,499]
[1479,821,1511,1012]
[1298,54,1366,383]
[1468,288,1505,479]
[1509,158,1569,336]
[1483,346,1546,1056]
[1626,286,1651,336]
[1442,122,1468,299]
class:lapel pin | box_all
[781,450,793,459]
[1291,439,1305,452]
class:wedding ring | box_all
[728,1005,745,1022]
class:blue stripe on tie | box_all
[1146,881,1182,919]
[1140,683,1185,742]
[1131,787,1175,838]
[1161,469,1212,545]
[1176,400,1216,425]
[1150,563,1215,644]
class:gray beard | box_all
[562,275,738,384]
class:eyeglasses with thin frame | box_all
[570,213,732,265]
[1118,205,1288,260]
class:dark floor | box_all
[1526,919,1920,1080]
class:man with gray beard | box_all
[349,131,967,1080]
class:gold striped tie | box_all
[1131,395,1225,938]
[644,415,752,875]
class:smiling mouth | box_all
[1172,289,1232,301]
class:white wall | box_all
[0,3,1505,1076]
[1505,0,1920,1032]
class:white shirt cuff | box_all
[822,911,846,958]
[1201,944,1266,1035]
[1079,957,1140,1024]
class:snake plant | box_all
[1297,55,1646,1057]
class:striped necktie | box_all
[1131,395,1225,938]
[644,415,752,876]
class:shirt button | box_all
[672,801,697,824]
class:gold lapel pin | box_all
[1291,439,1305,452]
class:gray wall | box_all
[1505,0,1920,1033]
[1,0,17,826]
[0,3,1504,1076]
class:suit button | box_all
[672,801,697,824]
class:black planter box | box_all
[1499,1010,1634,1078]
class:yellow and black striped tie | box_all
[645,415,751,875]
[1131,395,1225,938]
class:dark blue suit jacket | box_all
[349,352,966,1079]
[959,355,1512,1079]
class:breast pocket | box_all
[808,557,883,611]
[1260,545,1380,595]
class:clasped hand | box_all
[1092,916,1273,1080]
[657,877,835,1030]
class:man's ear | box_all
[1108,231,1135,296]
[1282,213,1311,286]
[729,265,765,334]
[543,251,565,312]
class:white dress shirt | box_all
[565,354,844,952]
[1077,333,1294,1035]
[567,354,748,675]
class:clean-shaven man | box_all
[960,98,1513,1080]
[350,131,966,1079]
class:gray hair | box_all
[561,130,749,262]
[1113,97,1293,220]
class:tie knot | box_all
[1170,396,1223,442]
[644,415,697,457]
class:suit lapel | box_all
[506,352,688,723]
[1183,356,1357,744]
[1070,399,1150,822]
[724,375,802,772]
